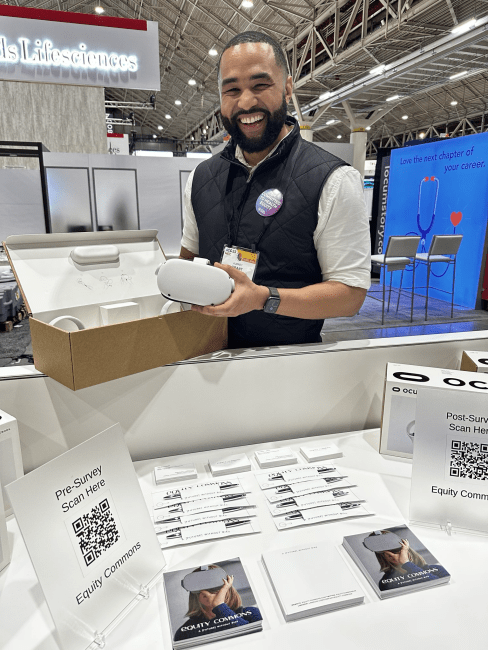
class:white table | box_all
[1,429,486,650]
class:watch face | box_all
[265,298,280,313]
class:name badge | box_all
[256,189,283,217]
[221,246,259,281]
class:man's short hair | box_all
[218,31,289,87]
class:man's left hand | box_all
[191,263,267,317]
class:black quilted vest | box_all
[191,117,347,348]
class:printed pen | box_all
[268,466,335,480]
[157,505,251,523]
[165,518,251,539]
[284,502,361,520]
[275,475,347,493]
[162,481,240,499]
[275,489,348,508]
[167,492,247,512]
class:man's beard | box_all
[222,95,288,153]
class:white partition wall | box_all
[2,330,488,474]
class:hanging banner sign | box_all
[0,5,160,90]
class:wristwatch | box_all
[263,287,281,314]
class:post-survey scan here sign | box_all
[6,424,165,650]
[0,5,160,90]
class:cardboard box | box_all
[380,362,488,458]
[5,231,227,390]
[460,350,488,373]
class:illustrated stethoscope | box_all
[406,175,450,279]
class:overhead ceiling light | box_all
[386,94,400,102]
[209,48,218,56]
[242,0,254,7]
[402,115,408,120]
[188,79,196,86]
[202,128,207,133]
[369,64,386,76]
[158,125,163,130]
[326,119,337,125]
[191,136,194,140]
[419,132,426,139]
[175,100,182,105]
[153,134,157,139]
[94,5,105,14]
[451,18,477,35]
[319,91,331,100]
[165,114,171,119]
[366,126,371,131]
[450,100,458,106]
[450,70,468,80]
[337,134,342,139]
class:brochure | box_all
[262,541,364,621]
[163,557,263,648]
[343,524,450,598]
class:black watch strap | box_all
[263,286,280,314]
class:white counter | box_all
[1,428,485,650]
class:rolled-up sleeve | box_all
[180,168,199,254]
[314,165,371,289]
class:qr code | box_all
[72,498,120,567]
[449,440,488,480]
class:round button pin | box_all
[256,188,284,217]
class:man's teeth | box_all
[240,114,264,124]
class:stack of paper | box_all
[262,541,364,621]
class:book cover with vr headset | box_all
[342,524,450,598]
[163,558,263,648]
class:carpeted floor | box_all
[319,282,488,343]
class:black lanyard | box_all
[223,137,302,252]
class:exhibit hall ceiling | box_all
[8,0,488,148]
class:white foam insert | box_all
[100,301,141,325]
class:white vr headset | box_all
[363,531,403,553]
[181,566,227,593]
[157,258,235,307]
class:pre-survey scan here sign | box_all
[0,5,160,90]
[7,425,164,650]
[410,387,488,536]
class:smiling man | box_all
[180,31,371,349]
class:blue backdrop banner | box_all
[385,132,488,308]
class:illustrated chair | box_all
[414,234,463,319]
[371,235,421,324]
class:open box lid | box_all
[5,230,166,316]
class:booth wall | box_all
[2,331,488,473]
[0,81,106,158]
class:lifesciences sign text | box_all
[0,5,159,90]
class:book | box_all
[163,557,263,648]
[342,524,451,598]
[262,541,364,621]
